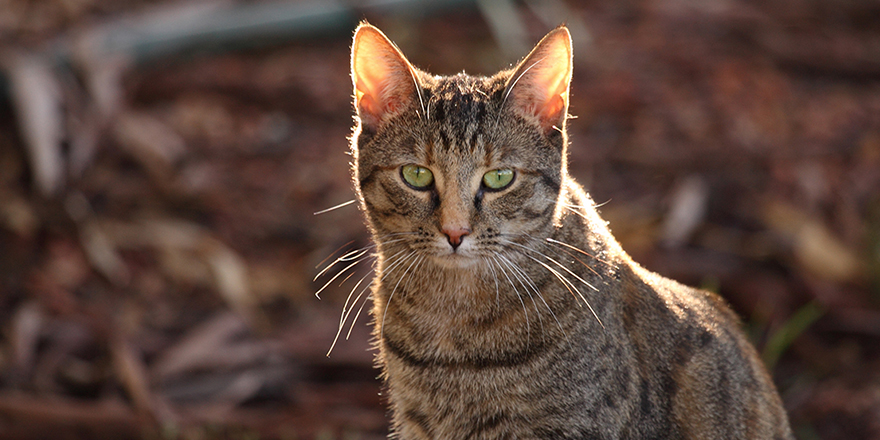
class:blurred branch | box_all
[0,0,475,197]
[3,53,65,196]
[65,0,354,66]
[0,0,598,197]
[763,201,867,284]
[0,393,144,439]
[476,0,529,58]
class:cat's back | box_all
[613,260,793,439]
[554,183,793,438]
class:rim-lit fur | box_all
[350,23,793,439]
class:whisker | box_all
[345,288,373,340]
[338,270,359,286]
[499,254,545,334]
[541,240,602,278]
[401,254,425,295]
[338,267,374,327]
[497,255,539,312]
[345,273,376,340]
[321,232,421,355]
[545,237,613,268]
[524,251,603,328]
[314,257,367,299]
[499,253,566,336]
[380,249,416,281]
[381,252,427,340]
[491,255,531,343]
[499,254,561,345]
[482,257,502,308]
[559,204,592,223]
[313,199,356,215]
[314,234,412,281]
[499,255,539,298]
[315,239,410,299]
[314,240,355,272]
[506,241,599,292]
[328,269,375,356]
[328,246,409,344]
[380,251,420,340]
[497,56,547,125]
[502,239,604,329]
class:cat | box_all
[345,22,794,439]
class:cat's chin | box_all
[429,252,480,269]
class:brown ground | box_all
[0,0,878,439]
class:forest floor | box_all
[0,0,879,439]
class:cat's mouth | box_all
[428,239,481,267]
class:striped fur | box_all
[349,24,793,439]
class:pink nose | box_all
[442,227,471,250]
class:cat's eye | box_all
[482,169,515,190]
[401,164,434,189]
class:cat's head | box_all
[350,24,573,266]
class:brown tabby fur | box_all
[347,23,793,439]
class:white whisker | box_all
[502,239,604,329]
[380,249,416,281]
[314,240,355,272]
[338,268,374,327]
[328,270,375,356]
[380,251,421,340]
[324,244,416,355]
[509,241,599,293]
[492,255,531,342]
[499,253,567,336]
[315,258,366,299]
[483,257,502,308]
[498,254,545,335]
[313,199,356,215]
[542,241,603,278]
[499,57,546,117]
[314,235,412,280]
[345,280,374,339]
[545,237,612,269]
[316,237,415,299]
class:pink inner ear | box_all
[357,93,380,119]
[354,63,386,117]
[541,94,566,123]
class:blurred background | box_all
[0,0,878,438]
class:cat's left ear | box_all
[505,26,573,134]
[351,23,420,130]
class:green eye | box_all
[482,169,515,190]
[401,164,434,189]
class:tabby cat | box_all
[346,23,793,439]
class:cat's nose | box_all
[442,227,471,250]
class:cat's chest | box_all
[383,328,640,440]
[377,260,569,361]
[389,365,547,439]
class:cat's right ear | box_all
[504,26,573,135]
[351,24,419,130]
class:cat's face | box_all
[350,25,573,267]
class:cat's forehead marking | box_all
[422,75,498,157]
